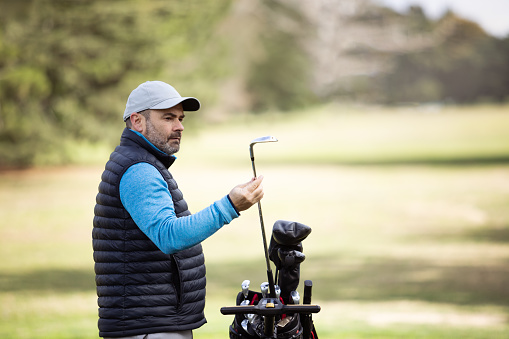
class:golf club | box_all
[290,290,300,305]
[241,319,249,332]
[274,284,281,299]
[242,279,250,301]
[260,282,269,299]
[249,136,278,298]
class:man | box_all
[93,81,264,339]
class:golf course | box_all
[1,104,508,338]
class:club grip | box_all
[221,305,255,315]
[303,280,312,304]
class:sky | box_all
[377,0,509,38]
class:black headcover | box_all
[272,220,312,246]
[269,220,311,302]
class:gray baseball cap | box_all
[123,81,200,121]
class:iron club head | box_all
[250,135,278,145]
[274,284,281,299]
[260,282,270,298]
[290,290,300,304]
[249,136,278,160]
[241,280,250,299]
[241,319,249,332]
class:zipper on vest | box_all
[170,254,182,310]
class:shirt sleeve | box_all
[119,162,239,254]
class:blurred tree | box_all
[480,37,509,101]
[245,0,317,112]
[380,50,443,103]
[1,0,508,167]
[405,5,433,33]
[378,11,509,104]
[217,0,317,113]
[0,0,230,167]
[434,13,490,102]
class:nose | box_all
[175,119,184,131]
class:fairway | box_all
[0,105,508,338]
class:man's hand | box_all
[228,176,264,212]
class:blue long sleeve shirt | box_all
[119,131,239,254]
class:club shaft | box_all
[251,156,276,298]
[257,195,276,298]
[257,202,271,270]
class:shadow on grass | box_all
[463,225,509,243]
[4,255,508,312]
[408,224,509,245]
[273,155,509,167]
[206,255,509,309]
[0,268,95,293]
[304,254,509,307]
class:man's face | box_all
[144,103,185,155]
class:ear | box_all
[129,112,145,133]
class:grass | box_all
[0,104,508,338]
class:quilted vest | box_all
[93,128,206,338]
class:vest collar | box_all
[120,128,176,168]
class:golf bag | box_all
[226,220,319,339]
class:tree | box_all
[377,11,509,104]
[0,0,231,167]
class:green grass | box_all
[1,104,508,338]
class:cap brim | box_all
[151,97,200,111]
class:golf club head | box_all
[249,136,278,159]
[250,135,278,145]
[260,282,270,298]
[241,319,249,332]
[274,284,281,299]
[290,290,300,304]
[242,280,250,299]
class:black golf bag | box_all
[223,220,319,339]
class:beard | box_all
[145,120,181,155]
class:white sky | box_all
[377,0,509,38]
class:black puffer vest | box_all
[93,128,206,338]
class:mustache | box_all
[167,132,182,142]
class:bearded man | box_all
[93,81,264,339]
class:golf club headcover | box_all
[269,242,303,269]
[269,220,312,302]
[278,249,306,267]
[272,220,312,246]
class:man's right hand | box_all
[228,176,264,212]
